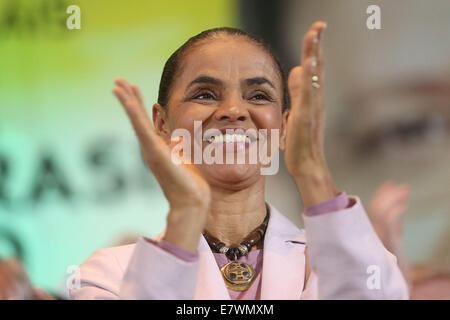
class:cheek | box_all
[170,103,215,132]
[250,108,283,154]
[249,107,282,130]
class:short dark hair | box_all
[157,27,290,111]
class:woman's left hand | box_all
[284,21,339,206]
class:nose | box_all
[214,94,249,122]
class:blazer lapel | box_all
[194,235,231,300]
[260,204,307,300]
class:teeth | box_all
[204,134,252,143]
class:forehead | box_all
[177,36,281,87]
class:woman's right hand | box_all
[112,78,211,252]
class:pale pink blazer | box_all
[70,197,409,299]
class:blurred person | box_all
[70,23,408,300]
[409,264,450,300]
[0,257,56,300]
[368,181,450,299]
[368,182,411,281]
[0,257,33,300]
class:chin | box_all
[198,162,262,190]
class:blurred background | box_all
[0,0,449,297]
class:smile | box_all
[202,133,256,144]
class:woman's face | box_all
[156,35,286,190]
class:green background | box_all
[0,0,237,293]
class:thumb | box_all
[287,66,304,110]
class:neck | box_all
[204,177,267,248]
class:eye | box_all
[248,91,274,103]
[250,94,268,100]
[192,91,216,100]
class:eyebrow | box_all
[186,76,223,90]
[186,75,276,91]
[244,77,276,89]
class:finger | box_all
[311,21,327,43]
[373,184,391,200]
[288,56,323,117]
[314,22,326,76]
[301,56,322,100]
[131,85,144,105]
[287,66,303,107]
[112,86,130,107]
[386,185,410,202]
[302,22,327,66]
[301,29,319,66]
[113,83,184,181]
[374,187,408,212]
[113,87,157,150]
[126,105,155,149]
[386,203,408,220]
[114,78,134,97]
[383,191,410,217]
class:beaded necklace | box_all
[202,204,270,291]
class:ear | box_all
[152,103,171,144]
[279,109,289,150]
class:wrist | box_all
[164,206,208,253]
[168,193,211,212]
[293,166,339,207]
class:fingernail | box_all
[311,58,317,69]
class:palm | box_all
[112,79,210,210]
[284,22,327,177]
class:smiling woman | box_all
[69,23,409,300]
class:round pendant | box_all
[220,261,256,292]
